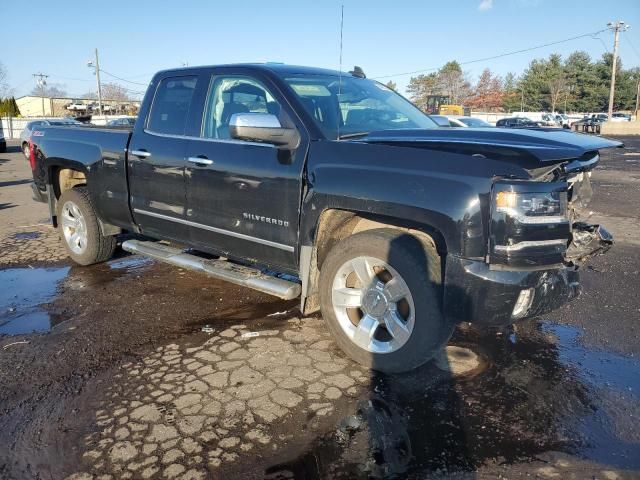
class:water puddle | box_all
[11,231,42,240]
[0,266,70,335]
[266,320,640,478]
[0,255,154,336]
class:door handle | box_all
[131,149,151,158]
[188,156,214,166]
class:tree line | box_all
[405,51,640,113]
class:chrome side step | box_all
[121,240,301,300]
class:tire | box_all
[56,187,117,265]
[319,228,454,373]
[22,142,29,158]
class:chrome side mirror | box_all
[229,113,299,149]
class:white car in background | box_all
[66,101,88,112]
[611,113,632,122]
[451,116,493,128]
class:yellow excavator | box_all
[425,95,467,116]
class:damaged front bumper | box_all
[444,221,613,327]
[444,255,583,326]
[566,222,613,263]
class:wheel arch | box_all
[300,207,448,315]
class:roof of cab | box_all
[154,63,349,79]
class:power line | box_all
[100,69,149,86]
[372,28,609,79]
[624,33,640,61]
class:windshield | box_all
[283,75,437,139]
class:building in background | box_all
[15,96,140,117]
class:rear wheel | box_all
[319,229,454,373]
[56,187,117,265]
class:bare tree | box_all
[101,82,131,101]
[30,83,67,98]
[0,62,12,97]
[436,61,472,105]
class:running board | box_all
[121,240,301,300]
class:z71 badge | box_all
[243,213,289,227]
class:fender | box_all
[299,140,531,258]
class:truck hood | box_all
[358,128,623,165]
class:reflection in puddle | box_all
[0,255,154,336]
[0,267,69,335]
[267,320,640,478]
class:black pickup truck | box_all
[28,63,619,372]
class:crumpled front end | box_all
[446,149,616,326]
[564,166,614,265]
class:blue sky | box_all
[2,0,639,99]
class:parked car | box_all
[429,115,453,127]
[555,114,571,128]
[611,113,632,122]
[20,119,83,157]
[0,120,7,153]
[107,117,136,127]
[540,113,558,126]
[0,120,5,153]
[496,117,543,128]
[453,116,493,128]
[572,116,607,133]
[445,116,468,127]
[28,63,620,373]
[66,101,87,112]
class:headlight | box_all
[495,190,567,224]
[490,181,571,268]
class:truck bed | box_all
[31,125,135,231]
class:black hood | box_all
[358,128,623,165]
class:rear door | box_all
[184,70,308,270]
[128,75,199,242]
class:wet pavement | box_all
[1,138,639,479]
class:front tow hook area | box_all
[566,222,614,264]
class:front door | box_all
[185,73,306,270]
[128,75,198,242]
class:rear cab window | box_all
[147,76,198,136]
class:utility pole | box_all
[87,49,103,116]
[606,21,630,119]
[32,72,49,117]
[635,78,640,119]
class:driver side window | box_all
[202,76,280,139]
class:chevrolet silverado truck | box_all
[28,64,619,372]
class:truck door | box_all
[184,72,307,271]
[128,75,198,242]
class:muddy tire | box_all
[56,187,117,265]
[319,229,454,373]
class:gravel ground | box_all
[0,138,639,480]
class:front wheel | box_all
[319,229,454,373]
[56,187,117,265]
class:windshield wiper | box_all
[337,132,370,140]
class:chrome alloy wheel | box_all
[61,200,88,254]
[331,256,415,354]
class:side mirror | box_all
[229,113,299,149]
